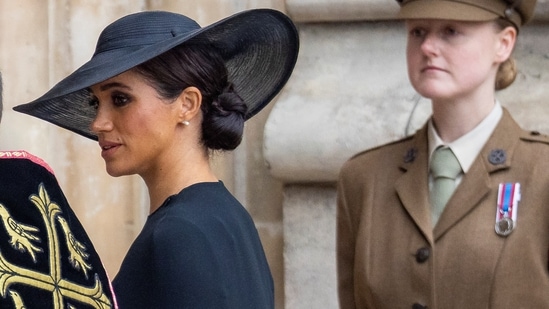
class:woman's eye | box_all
[409,28,425,38]
[112,93,130,107]
[88,97,99,110]
[443,27,458,36]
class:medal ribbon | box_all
[498,183,514,219]
[496,182,520,221]
[495,182,520,236]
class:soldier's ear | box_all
[495,26,516,64]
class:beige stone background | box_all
[1,0,549,308]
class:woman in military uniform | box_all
[337,0,549,308]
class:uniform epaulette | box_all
[520,130,549,145]
[349,134,414,160]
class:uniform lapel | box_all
[434,109,521,239]
[395,125,433,244]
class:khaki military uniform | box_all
[337,109,549,308]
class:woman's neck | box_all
[142,148,218,214]
[430,94,496,144]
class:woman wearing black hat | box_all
[337,0,549,308]
[15,9,299,309]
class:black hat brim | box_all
[14,9,299,140]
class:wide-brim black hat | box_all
[14,9,299,140]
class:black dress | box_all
[112,181,274,308]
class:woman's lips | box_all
[422,65,445,73]
[98,140,121,158]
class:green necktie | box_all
[430,147,462,227]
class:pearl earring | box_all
[181,120,190,126]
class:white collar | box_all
[428,101,503,173]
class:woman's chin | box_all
[105,166,129,177]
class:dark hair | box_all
[133,43,247,151]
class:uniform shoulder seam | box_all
[520,129,549,145]
[349,135,414,160]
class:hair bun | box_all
[496,57,517,90]
[213,84,247,117]
[202,83,248,151]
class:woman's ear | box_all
[496,26,517,63]
[177,86,202,123]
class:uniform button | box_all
[415,247,430,263]
[412,303,427,309]
[488,149,506,165]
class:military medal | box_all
[495,182,520,236]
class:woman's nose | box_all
[90,107,113,133]
[420,33,440,55]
